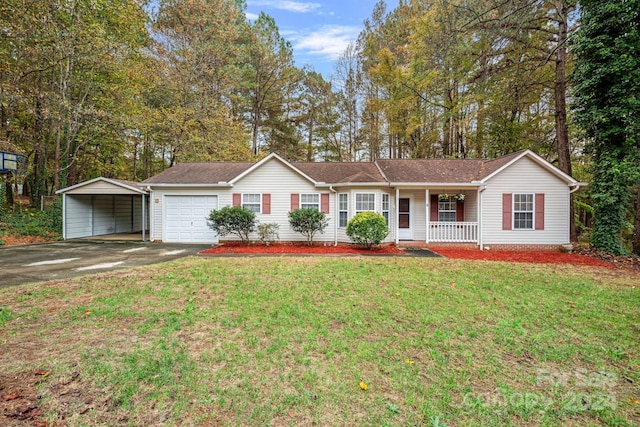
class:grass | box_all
[0,257,638,426]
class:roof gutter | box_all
[143,183,233,188]
[570,182,587,193]
[389,182,482,188]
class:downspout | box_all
[569,184,580,194]
[329,186,338,246]
[425,189,430,244]
[478,185,487,250]
[395,188,400,245]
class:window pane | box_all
[339,194,348,227]
[339,194,348,210]
[438,195,456,222]
[356,193,375,211]
[438,212,456,222]
[339,212,348,228]
[514,212,533,229]
[301,193,319,210]
[513,194,534,229]
[243,193,261,213]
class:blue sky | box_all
[245,0,381,78]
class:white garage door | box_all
[164,195,218,243]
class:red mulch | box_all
[428,247,613,268]
[200,242,406,255]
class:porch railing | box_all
[428,221,478,242]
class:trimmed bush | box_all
[207,206,256,244]
[346,212,389,249]
[288,208,328,245]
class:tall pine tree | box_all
[572,0,640,254]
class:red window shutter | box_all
[321,193,330,214]
[233,193,241,207]
[291,193,299,211]
[535,193,545,230]
[456,199,465,222]
[262,194,271,214]
[430,195,439,222]
[502,193,512,230]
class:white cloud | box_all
[291,25,360,60]
[248,1,321,13]
[245,12,260,20]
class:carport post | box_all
[142,194,146,242]
[61,193,67,240]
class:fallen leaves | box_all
[2,394,21,401]
[34,369,50,377]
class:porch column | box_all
[425,189,430,243]
[478,186,483,250]
[395,187,400,245]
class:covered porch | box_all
[393,187,482,245]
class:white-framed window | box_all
[301,193,320,210]
[339,193,348,227]
[438,195,457,222]
[513,193,534,229]
[382,193,390,225]
[355,193,375,213]
[242,193,261,213]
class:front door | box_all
[398,197,413,240]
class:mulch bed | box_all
[200,242,639,271]
[200,242,406,255]
[428,246,613,268]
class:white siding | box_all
[482,156,570,245]
[65,195,92,239]
[231,158,335,243]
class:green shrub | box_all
[257,222,279,245]
[288,208,328,245]
[206,206,256,244]
[346,212,389,249]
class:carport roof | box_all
[56,177,148,195]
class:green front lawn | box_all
[0,257,638,426]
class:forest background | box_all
[0,0,638,254]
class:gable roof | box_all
[230,153,321,185]
[56,177,147,195]
[139,149,579,187]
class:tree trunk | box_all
[554,0,576,241]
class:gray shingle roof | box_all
[293,162,386,183]
[142,162,254,184]
[141,151,528,185]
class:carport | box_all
[56,177,148,241]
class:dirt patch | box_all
[0,235,54,246]
[200,242,406,255]
[1,370,52,426]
